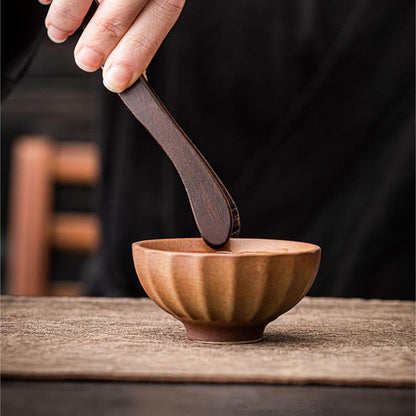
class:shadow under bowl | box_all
[132,238,321,344]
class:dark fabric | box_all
[92,0,415,299]
[2,1,414,299]
[1,2,46,100]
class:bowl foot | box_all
[183,322,265,344]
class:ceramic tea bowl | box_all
[132,238,321,343]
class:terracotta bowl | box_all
[132,238,321,344]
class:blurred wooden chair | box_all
[6,135,100,296]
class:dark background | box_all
[1,0,415,299]
[1,26,101,289]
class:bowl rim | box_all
[132,238,321,257]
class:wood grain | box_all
[6,137,100,297]
[119,76,240,248]
[49,213,99,252]
[1,296,414,387]
[6,137,54,296]
[53,142,99,185]
[2,382,414,416]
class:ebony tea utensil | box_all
[82,2,239,247]
[119,75,240,248]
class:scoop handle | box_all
[119,76,240,248]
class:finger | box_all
[74,0,147,73]
[45,0,93,43]
[102,0,185,92]
[39,0,52,5]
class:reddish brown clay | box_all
[132,238,321,344]
[183,322,266,344]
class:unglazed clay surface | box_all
[132,238,321,343]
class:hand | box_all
[39,0,185,92]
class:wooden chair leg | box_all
[7,136,54,296]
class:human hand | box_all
[39,0,185,92]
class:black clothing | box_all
[1,2,46,100]
[3,0,415,299]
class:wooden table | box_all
[2,381,414,416]
[1,296,414,415]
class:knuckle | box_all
[128,34,158,56]
[96,16,126,39]
[164,0,186,12]
[50,5,81,29]
[153,0,186,19]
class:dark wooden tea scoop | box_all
[119,75,240,248]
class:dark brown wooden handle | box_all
[119,76,240,248]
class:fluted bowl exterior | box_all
[132,238,321,330]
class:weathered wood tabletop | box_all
[1,296,415,416]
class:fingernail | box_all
[47,25,69,43]
[103,65,132,92]
[39,0,52,5]
[75,47,103,72]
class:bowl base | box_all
[183,322,265,344]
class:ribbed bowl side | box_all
[132,244,321,327]
[132,247,177,316]
[261,251,321,322]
